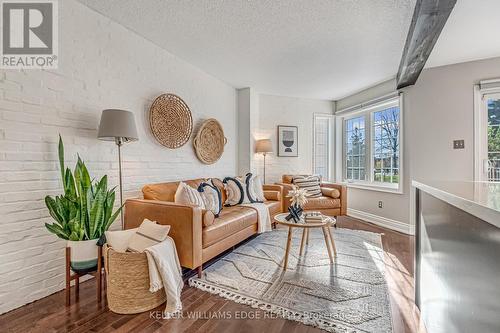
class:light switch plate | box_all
[453,140,465,149]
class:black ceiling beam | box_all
[396,0,457,89]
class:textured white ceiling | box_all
[77,0,416,100]
[426,0,500,68]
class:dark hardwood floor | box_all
[0,216,424,333]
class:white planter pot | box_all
[67,239,99,273]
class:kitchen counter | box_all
[412,180,500,229]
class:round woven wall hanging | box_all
[193,118,227,164]
[149,93,193,149]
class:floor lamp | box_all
[255,139,273,184]
[97,109,138,229]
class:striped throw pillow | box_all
[174,181,206,209]
[293,175,322,198]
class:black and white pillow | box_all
[246,173,265,202]
[198,179,222,217]
[223,173,265,206]
[223,175,250,206]
[292,175,322,198]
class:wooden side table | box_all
[65,246,104,306]
[274,213,337,271]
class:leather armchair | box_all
[276,175,347,217]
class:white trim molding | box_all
[347,208,415,235]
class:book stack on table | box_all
[304,211,323,223]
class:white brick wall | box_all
[0,0,237,314]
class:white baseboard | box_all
[347,208,415,235]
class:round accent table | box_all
[274,213,337,271]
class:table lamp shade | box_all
[255,139,273,154]
[98,109,138,142]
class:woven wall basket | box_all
[149,93,193,149]
[193,118,227,164]
[103,245,166,314]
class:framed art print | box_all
[277,125,298,157]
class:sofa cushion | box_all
[174,181,206,208]
[293,175,322,198]
[202,206,257,248]
[321,187,341,199]
[303,196,341,210]
[263,190,280,201]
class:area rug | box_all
[189,227,392,333]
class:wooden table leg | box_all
[66,247,70,306]
[306,228,309,245]
[283,227,293,271]
[327,226,337,257]
[322,227,334,263]
[299,228,307,256]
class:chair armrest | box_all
[124,199,203,269]
[275,182,296,212]
[320,182,347,215]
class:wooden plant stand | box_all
[65,246,104,306]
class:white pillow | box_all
[127,219,170,253]
[174,181,206,209]
[105,228,137,253]
[198,179,222,217]
[249,174,266,202]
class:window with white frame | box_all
[340,96,402,191]
[313,114,333,181]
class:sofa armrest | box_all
[263,184,284,212]
[320,182,347,215]
[124,199,203,269]
[263,190,280,202]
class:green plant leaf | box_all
[103,205,123,232]
[58,135,65,188]
[45,223,69,240]
[45,196,65,226]
[89,182,106,238]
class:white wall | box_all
[336,56,500,231]
[0,0,237,314]
[254,94,333,183]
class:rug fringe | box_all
[188,278,356,333]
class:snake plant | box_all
[44,136,122,241]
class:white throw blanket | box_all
[241,202,272,233]
[144,236,183,317]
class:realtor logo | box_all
[1,0,58,69]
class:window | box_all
[313,114,333,181]
[373,107,400,184]
[340,96,402,191]
[474,79,500,182]
[487,96,500,181]
[345,116,366,181]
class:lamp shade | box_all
[98,109,138,142]
[255,139,273,154]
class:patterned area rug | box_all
[189,228,392,332]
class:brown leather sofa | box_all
[276,175,347,217]
[124,178,283,277]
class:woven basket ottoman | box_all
[103,245,166,314]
